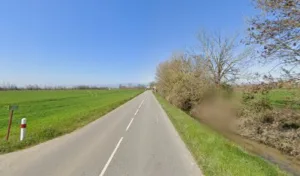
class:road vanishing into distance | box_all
[0,91,202,176]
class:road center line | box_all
[99,137,124,176]
[126,118,134,131]
[138,100,144,109]
[134,109,139,116]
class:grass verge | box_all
[155,94,289,176]
[0,90,143,154]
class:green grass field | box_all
[0,89,142,153]
[235,88,300,109]
[268,89,300,109]
[155,94,289,176]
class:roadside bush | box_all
[156,53,214,111]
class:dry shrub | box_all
[156,53,214,111]
[236,82,300,157]
[155,30,253,111]
[237,108,300,157]
[241,81,274,113]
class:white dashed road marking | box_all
[126,118,134,131]
[99,137,124,176]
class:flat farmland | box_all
[0,89,142,153]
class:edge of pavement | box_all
[151,92,204,176]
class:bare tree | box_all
[197,31,253,86]
[247,0,300,77]
[26,84,41,90]
[0,83,19,90]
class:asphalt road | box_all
[0,91,202,176]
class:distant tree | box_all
[1,83,19,90]
[119,84,127,89]
[136,84,146,89]
[247,0,300,78]
[55,86,67,90]
[72,85,109,90]
[149,81,156,88]
[74,85,90,90]
[26,84,41,90]
[197,31,253,86]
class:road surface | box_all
[0,91,202,176]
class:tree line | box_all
[0,83,147,91]
[0,84,111,91]
[155,0,299,110]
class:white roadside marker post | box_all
[20,118,26,141]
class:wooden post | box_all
[6,105,18,141]
[6,109,14,141]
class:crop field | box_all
[0,89,142,153]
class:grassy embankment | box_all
[156,94,289,176]
[0,89,142,153]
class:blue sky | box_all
[0,0,257,87]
